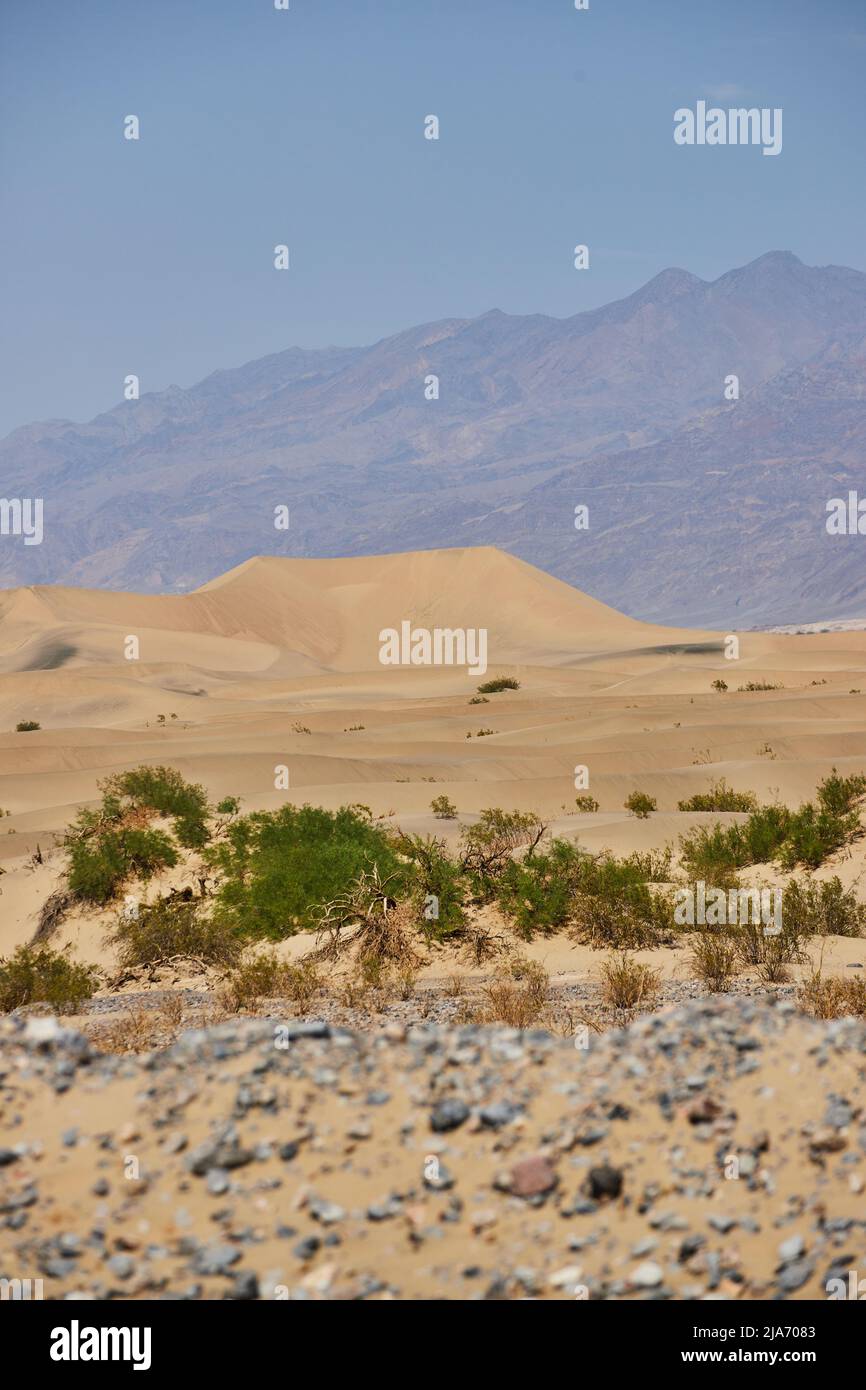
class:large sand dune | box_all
[2,546,866,957]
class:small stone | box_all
[709,1214,737,1234]
[292,1236,321,1261]
[548,1264,583,1290]
[778,1260,813,1293]
[229,1270,259,1300]
[778,1234,805,1264]
[687,1097,722,1125]
[631,1261,664,1288]
[510,1154,557,1199]
[193,1245,241,1276]
[479,1101,520,1129]
[309,1199,345,1226]
[586,1164,623,1201]
[430,1099,470,1133]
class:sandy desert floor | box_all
[2,546,866,1300]
[3,545,866,960]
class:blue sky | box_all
[1,0,864,436]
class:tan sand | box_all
[1,545,866,969]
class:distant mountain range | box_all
[2,250,865,626]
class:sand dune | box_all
[2,546,866,961]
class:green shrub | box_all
[711,679,728,692]
[680,804,791,881]
[0,945,98,1013]
[206,803,405,939]
[734,911,808,982]
[107,894,242,968]
[624,791,657,818]
[15,720,41,733]
[430,795,458,819]
[460,808,545,897]
[220,952,321,1013]
[689,930,738,992]
[782,876,866,937]
[678,779,758,813]
[623,846,674,881]
[777,771,865,870]
[497,839,584,936]
[815,768,866,817]
[574,794,600,812]
[476,677,520,693]
[394,832,466,937]
[738,681,782,692]
[496,839,674,945]
[101,766,211,848]
[68,826,178,903]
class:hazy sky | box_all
[1,0,864,436]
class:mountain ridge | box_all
[2,251,865,626]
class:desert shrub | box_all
[776,770,866,870]
[799,967,866,1020]
[679,805,791,882]
[711,679,728,692]
[207,803,404,938]
[733,910,808,982]
[430,795,457,819]
[738,804,793,863]
[101,766,211,849]
[574,851,675,947]
[496,838,584,937]
[460,808,546,897]
[815,768,866,818]
[571,886,671,950]
[0,945,98,1013]
[574,794,600,812]
[782,877,866,937]
[496,839,674,946]
[107,895,241,968]
[624,791,656,818]
[476,677,520,693]
[221,952,321,1013]
[623,846,674,881]
[219,951,285,1009]
[68,826,178,903]
[477,957,549,1027]
[738,681,782,692]
[394,833,466,937]
[314,867,422,976]
[678,780,758,813]
[689,930,738,991]
[15,720,41,732]
[598,952,661,1012]
[395,963,417,1000]
[779,805,851,871]
[64,766,220,904]
[468,696,489,705]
